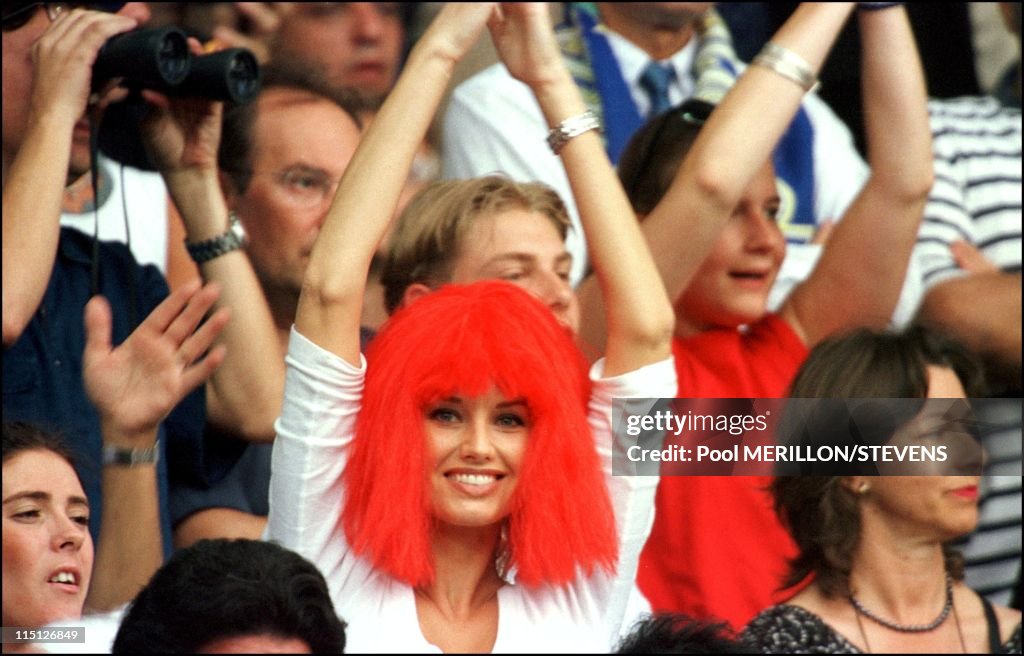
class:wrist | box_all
[406,38,461,79]
[167,175,231,242]
[102,440,160,467]
[27,107,78,138]
[532,74,589,127]
[100,420,159,450]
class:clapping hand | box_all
[83,280,230,441]
[488,3,566,89]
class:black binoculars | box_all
[92,27,261,104]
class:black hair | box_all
[616,613,753,654]
[113,539,347,653]
[618,99,715,215]
[2,421,79,469]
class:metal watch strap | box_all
[185,213,246,264]
[102,441,160,467]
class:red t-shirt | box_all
[637,314,808,630]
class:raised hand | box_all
[488,3,566,88]
[83,281,230,440]
[417,2,497,66]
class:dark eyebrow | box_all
[281,164,332,177]
[496,399,528,409]
[3,491,90,508]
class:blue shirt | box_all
[3,228,238,554]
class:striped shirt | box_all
[953,401,1023,607]
[915,96,1022,289]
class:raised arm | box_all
[782,4,933,346]
[577,3,856,355]
[296,4,496,364]
[141,48,284,442]
[491,4,674,376]
[2,9,137,345]
[82,281,228,611]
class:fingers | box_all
[164,281,223,346]
[83,295,114,363]
[951,240,997,274]
[30,8,138,125]
[181,345,227,396]
[176,307,231,369]
[140,278,202,333]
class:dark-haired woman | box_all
[743,327,1022,653]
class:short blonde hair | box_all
[380,176,571,313]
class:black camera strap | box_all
[88,100,139,330]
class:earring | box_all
[858,482,870,495]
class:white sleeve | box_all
[441,66,589,286]
[266,328,374,604]
[585,355,677,647]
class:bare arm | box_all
[142,53,284,442]
[2,10,137,345]
[83,282,228,611]
[491,4,673,375]
[917,272,1022,367]
[782,5,933,346]
[296,4,496,364]
[577,3,856,355]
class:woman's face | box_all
[2,449,93,628]
[424,387,529,529]
[854,366,981,540]
[675,162,786,335]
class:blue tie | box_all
[639,61,675,118]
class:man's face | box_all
[230,87,362,307]
[447,209,580,334]
[598,3,712,31]
[1,3,151,180]
[273,3,404,100]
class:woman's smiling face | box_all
[424,387,529,529]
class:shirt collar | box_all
[595,22,698,96]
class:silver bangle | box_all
[102,441,160,467]
[547,110,601,155]
[752,42,818,93]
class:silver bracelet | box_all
[547,110,601,155]
[102,441,160,467]
[752,42,818,93]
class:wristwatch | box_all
[102,441,160,467]
[185,212,247,264]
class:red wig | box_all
[342,281,618,587]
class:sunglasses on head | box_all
[2,2,126,32]
[622,99,716,209]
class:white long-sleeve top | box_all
[267,328,676,653]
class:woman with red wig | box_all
[265,3,676,653]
